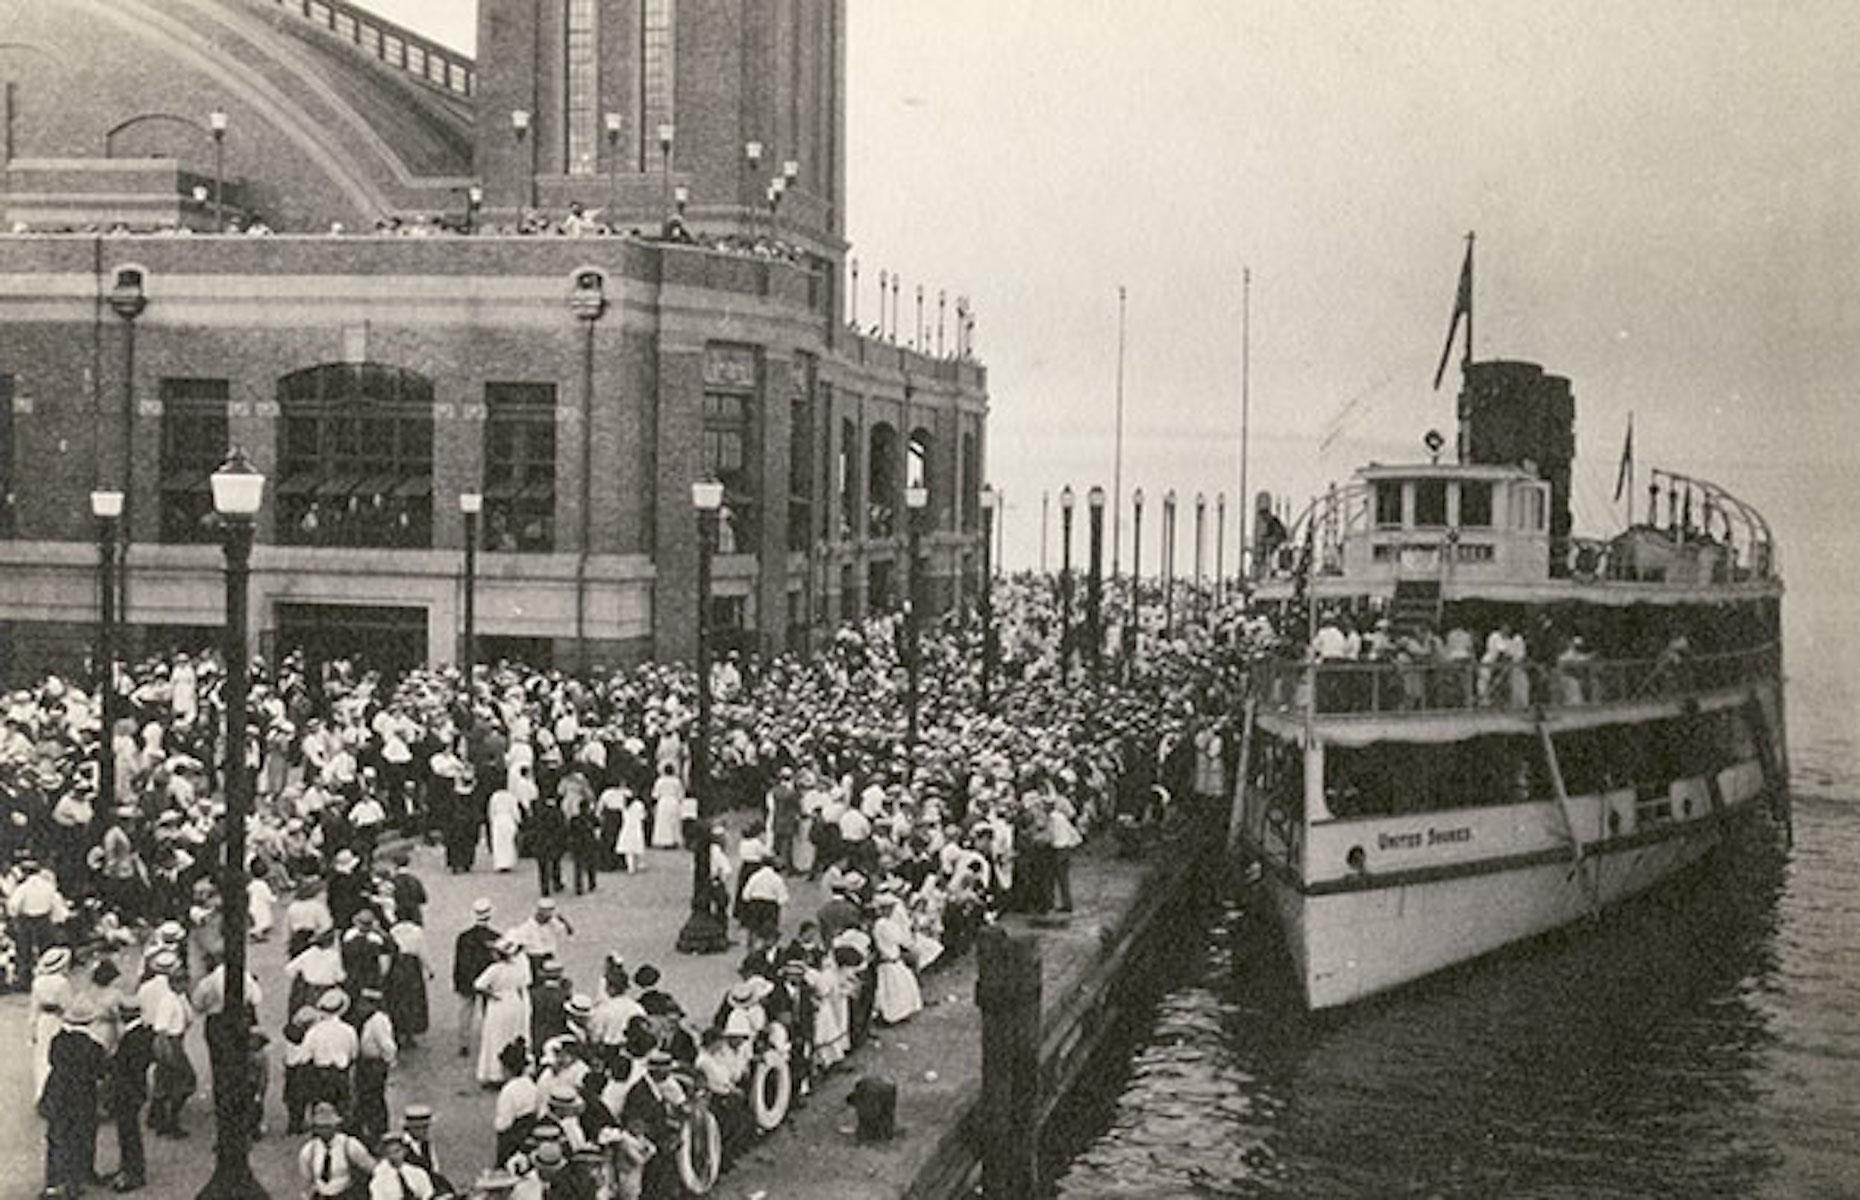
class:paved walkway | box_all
[0,832,823,1199]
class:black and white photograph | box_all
[0,1,1850,1196]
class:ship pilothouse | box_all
[1233,353,1788,1010]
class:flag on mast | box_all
[1613,413,1635,502]
[1432,234,1474,390]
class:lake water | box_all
[1052,586,1860,1198]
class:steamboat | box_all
[1233,349,1787,1010]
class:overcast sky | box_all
[371,1,1857,596]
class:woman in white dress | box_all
[807,955,849,1073]
[650,764,685,849]
[487,784,522,872]
[871,896,923,1025]
[473,939,532,1085]
[791,783,819,877]
[616,791,648,873]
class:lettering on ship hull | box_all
[1376,825,1473,851]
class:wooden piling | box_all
[976,925,1043,1200]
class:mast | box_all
[1463,230,1475,374]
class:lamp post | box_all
[905,483,929,775]
[1127,488,1144,677]
[511,109,534,209]
[90,489,123,813]
[208,108,227,231]
[1163,490,1176,639]
[1087,486,1105,678]
[658,122,676,219]
[1194,492,1207,624]
[744,141,763,233]
[604,112,623,216]
[1040,489,1049,574]
[108,268,146,634]
[466,184,483,235]
[198,448,266,1200]
[1215,492,1226,608]
[1059,485,1075,681]
[460,492,481,676]
[979,485,997,711]
[674,184,689,217]
[677,479,729,954]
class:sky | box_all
[370,1,1859,597]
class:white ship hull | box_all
[1241,683,1787,1010]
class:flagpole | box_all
[1463,230,1475,372]
[1239,267,1251,591]
[1112,284,1126,580]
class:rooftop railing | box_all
[1252,642,1780,719]
[272,0,474,98]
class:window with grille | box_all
[788,358,814,553]
[483,383,556,553]
[158,379,228,544]
[638,0,675,170]
[867,423,897,539]
[275,364,433,548]
[565,0,598,174]
[837,414,858,541]
[704,344,757,553]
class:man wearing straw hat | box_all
[42,998,108,1197]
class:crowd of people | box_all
[1,575,1246,1198]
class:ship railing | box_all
[1251,642,1779,718]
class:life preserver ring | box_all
[751,1053,792,1131]
[678,1103,722,1194]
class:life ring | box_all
[678,1102,722,1194]
[751,1053,792,1132]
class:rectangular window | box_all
[406,45,426,78]
[334,12,357,40]
[788,359,814,553]
[1517,486,1545,531]
[1375,480,1403,528]
[310,2,332,27]
[1414,479,1448,527]
[1460,481,1493,528]
[0,374,13,539]
[639,0,676,170]
[483,383,556,553]
[276,364,433,549]
[565,0,598,175]
[384,34,404,65]
[360,25,381,57]
[158,379,229,544]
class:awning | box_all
[516,480,554,503]
[159,469,209,492]
[392,474,432,498]
[316,473,360,499]
[484,478,521,500]
[276,475,319,498]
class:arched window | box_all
[867,422,897,539]
[838,416,858,540]
[276,364,434,548]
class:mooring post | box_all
[976,925,1044,1199]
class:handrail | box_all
[273,0,475,98]
[1250,642,1780,718]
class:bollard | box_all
[976,925,1043,1199]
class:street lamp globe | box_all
[1133,487,1145,508]
[459,492,483,516]
[692,478,724,511]
[657,123,676,151]
[906,484,929,511]
[1060,485,1075,513]
[210,448,265,516]
[1088,486,1105,511]
[744,140,763,165]
[510,109,532,136]
[980,485,996,514]
[208,109,228,136]
[603,111,623,137]
[89,490,124,520]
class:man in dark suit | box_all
[452,898,500,1059]
[43,1000,110,1196]
[111,995,154,1192]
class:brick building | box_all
[0,0,987,681]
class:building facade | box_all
[0,0,987,681]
